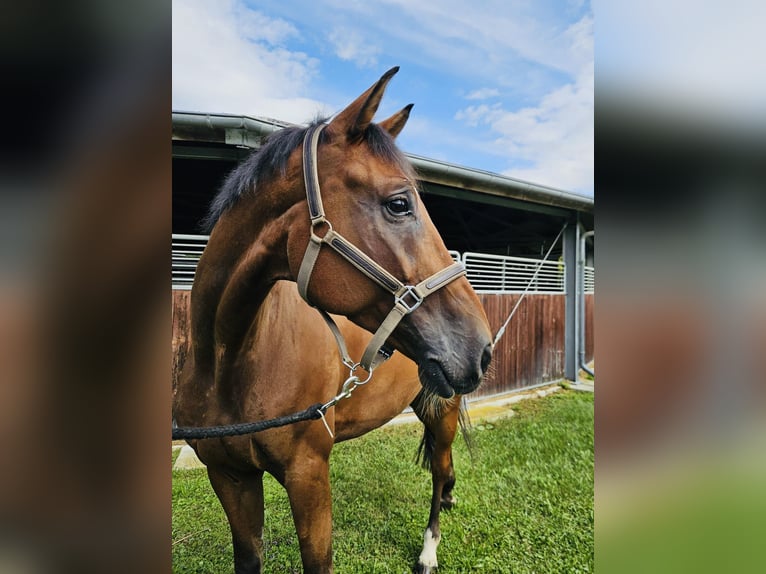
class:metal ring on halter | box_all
[310,218,333,243]
[348,363,374,385]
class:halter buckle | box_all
[395,285,423,313]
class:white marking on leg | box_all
[418,527,441,569]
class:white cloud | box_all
[455,14,593,194]
[328,27,381,68]
[172,0,331,123]
[229,5,299,45]
[348,0,591,79]
[465,88,500,101]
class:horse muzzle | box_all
[417,342,493,398]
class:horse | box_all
[173,67,493,573]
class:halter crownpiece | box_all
[296,123,467,374]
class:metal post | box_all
[563,217,580,381]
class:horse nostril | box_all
[480,344,492,373]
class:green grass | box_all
[172,391,593,573]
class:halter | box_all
[296,123,466,380]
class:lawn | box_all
[172,390,593,573]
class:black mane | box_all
[201,119,413,232]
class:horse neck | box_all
[190,185,303,372]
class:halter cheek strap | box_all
[296,123,466,374]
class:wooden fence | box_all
[477,293,594,396]
[171,290,594,399]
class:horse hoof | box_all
[414,564,437,574]
[440,494,456,510]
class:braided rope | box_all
[172,403,324,440]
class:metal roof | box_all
[172,111,593,215]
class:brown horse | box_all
[173,67,493,573]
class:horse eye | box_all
[385,197,411,216]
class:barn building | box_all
[172,111,594,399]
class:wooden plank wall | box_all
[478,294,563,396]
[171,291,595,397]
[476,293,594,398]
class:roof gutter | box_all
[407,154,592,213]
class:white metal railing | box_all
[584,265,595,293]
[172,235,592,294]
[461,252,565,293]
[172,234,209,290]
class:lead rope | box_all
[492,222,568,347]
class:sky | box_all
[173,0,594,196]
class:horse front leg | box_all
[414,396,461,574]
[207,465,266,574]
[283,455,334,574]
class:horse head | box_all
[286,67,493,397]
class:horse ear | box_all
[379,103,414,139]
[328,66,400,142]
